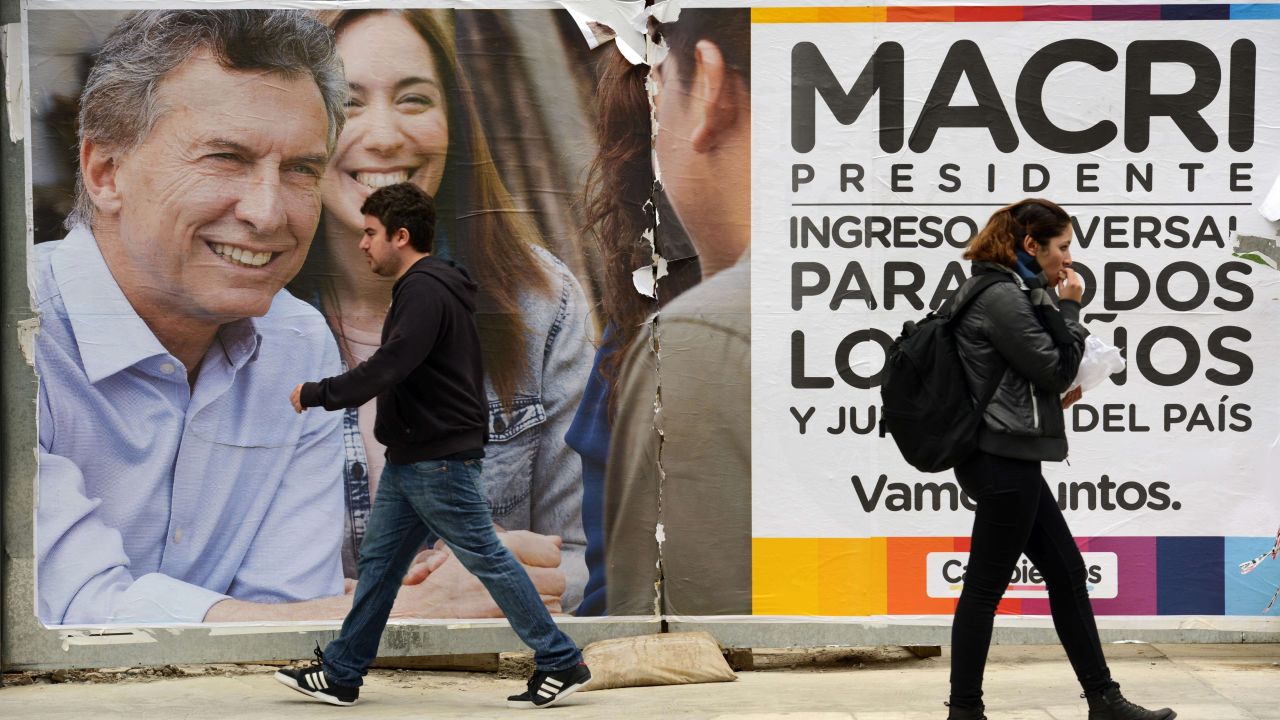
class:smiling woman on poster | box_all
[290,9,592,614]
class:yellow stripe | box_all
[752,7,888,23]
[752,538,888,615]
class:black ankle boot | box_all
[1084,685,1176,720]
[945,701,987,720]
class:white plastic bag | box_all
[1066,335,1125,395]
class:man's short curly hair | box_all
[360,183,437,254]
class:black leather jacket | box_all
[953,261,1089,462]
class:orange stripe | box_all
[887,537,958,615]
[887,6,957,22]
[752,7,888,23]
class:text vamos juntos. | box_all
[851,475,1179,513]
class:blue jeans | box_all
[322,459,582,686]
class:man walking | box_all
[276,183,589,708]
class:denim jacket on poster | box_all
[326,245,592,612]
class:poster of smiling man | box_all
[27,5,690,626]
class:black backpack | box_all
[880,273,1011,473]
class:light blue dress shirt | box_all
[35,226,345,625]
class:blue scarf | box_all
[1013,248,1042,283]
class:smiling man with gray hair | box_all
[34,9,355,624]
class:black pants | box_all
[949,450,1114,709]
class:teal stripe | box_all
[1231,4,1280,19]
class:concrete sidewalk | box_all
[1,644,1277,719]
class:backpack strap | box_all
[943,272,1012,322]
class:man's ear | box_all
[80,138,124,217]
[689,39,741,154]
[393,227,412,248]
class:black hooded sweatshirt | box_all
[300,256,488,463]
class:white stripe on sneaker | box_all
[546,677,564,688]
[306,670,326,690]
[318,673,328,690]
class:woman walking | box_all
[947,199,1174,720]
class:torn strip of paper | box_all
[1238,526,1280,612]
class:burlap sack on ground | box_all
[579,631,737,691]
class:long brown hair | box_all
[964,198,1070,267]
[303,9,551,409]
[580,50,659,419]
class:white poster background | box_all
[752,18,1280,540]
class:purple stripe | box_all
[1092,4,1164,20]
[1020,537,1158,616]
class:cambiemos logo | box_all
[925,552,1119,599]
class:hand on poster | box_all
[389,530,567,618]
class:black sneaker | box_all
[507,663,591,709]
[274,647,359,706]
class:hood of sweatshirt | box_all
[396,255,479,312]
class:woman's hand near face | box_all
[1058,266,1084,303]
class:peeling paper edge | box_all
[644,22,670,618]
[560,6,619,51]
[1233,234,1280,270]
[630,251,668,299]
[557,0,680,66]
[18,317,39,366]
[558,1,646,65]
[3,22,26,143]
[60,629,158,651]
[1259,167,1280,221]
